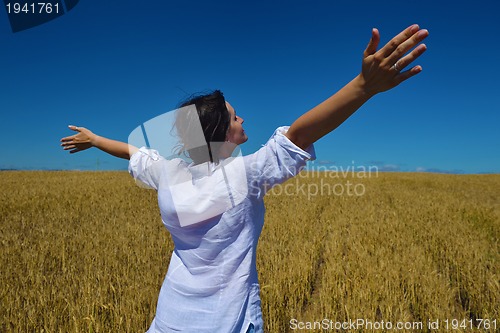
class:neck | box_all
[218,142,238,159]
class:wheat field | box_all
[0,171,498,332]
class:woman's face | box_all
[225,102,247,145]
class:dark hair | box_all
[174,90,230,164]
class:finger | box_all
[387,29,429,66]
[68,125,81,132]
[394,43,427,72]
[378,24,419,58]
[63,145,76,150]
[363,28,380,58]
[61,141,74,147]
[395,65,423,85]
[60,135,76,142]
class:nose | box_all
[238,116,244,124]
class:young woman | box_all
[61,25,428,333]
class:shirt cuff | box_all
[273,126,316,161]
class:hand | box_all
[360,24,429,96]
[60,125,96,154]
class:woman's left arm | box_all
[286,24,429,150]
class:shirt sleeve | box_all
[128,147,166,190]
[245,126,316,199]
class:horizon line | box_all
[1,168,498,175]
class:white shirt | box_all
[129,126,315,333]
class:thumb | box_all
[68,125,81,132]
[363,28,380,58]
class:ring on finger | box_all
[392,61,401,72]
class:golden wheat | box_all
[0,171,498,332]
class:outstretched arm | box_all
[286,24,429,150]
[60,125,138,160]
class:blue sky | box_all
[1,0,499,173]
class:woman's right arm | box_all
[60,125,138,160]
[285,24,428,150]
